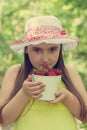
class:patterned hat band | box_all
[11,25,78,46]
[11,26,67,45]
[25,26,67,38]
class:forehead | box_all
[28,42,60,49]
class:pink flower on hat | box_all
[61,30,67,36]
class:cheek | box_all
[53,53,60,64]
[54,57,59,64]
[28,53,35,62]
[28,53,40,67]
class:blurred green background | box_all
[0,0,87,88]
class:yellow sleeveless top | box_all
[14,82,78,130]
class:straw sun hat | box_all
[10,16,79,52]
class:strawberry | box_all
[36,70,46,76]
[32,66,62,76]
[55,69,62,75]
[47,70,56,76]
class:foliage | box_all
[0,0,87,87]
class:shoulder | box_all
[65,64,77,76]
[0,64,22,108]
[65,64,80,81]
[3,64,22,83]
[7,64,21,74]
[65,64,85,89]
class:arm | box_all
[66,64,87,107]
[50,64,87,120]
[66,64,87,121]
[0,65,45,126]
[50,86,81,119]
[0,64,21,109]
[0,64,29,125]
[1,89,30,126]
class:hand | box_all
[49,87,81,119]
[22,75,45,99]
[49,88,71,104]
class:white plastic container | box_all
[32,74,61,101]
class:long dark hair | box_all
[11,46,86,121]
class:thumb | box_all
[27,75,32,82]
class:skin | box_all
[26,43,60,69]
[0,43,87,126]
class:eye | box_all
[33,47,41,53]
[50,47,58,52]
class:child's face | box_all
[26,42,60,69]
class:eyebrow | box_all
[32,46,41,49]
[32,45,59,49]
[48,46,59,50]
[49,46,59,48]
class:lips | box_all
[40,64,50,68]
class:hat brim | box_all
[10,36,79,52]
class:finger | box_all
[25,80,44,88]
[29,83,45,91]
[23,83,45,96]
[27,75,32,82]
[32,93,42,99]
[49,94,65,104]
[31,87,45,95]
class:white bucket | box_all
[32,74,61,101]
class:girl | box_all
[0,16,87,130]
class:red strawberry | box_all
[36,70,46,76]
[32,66,62,76]
[55,69,62,75]
[47,70,56,76]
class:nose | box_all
[41,52,49,63]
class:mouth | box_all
[40,64,51,68]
